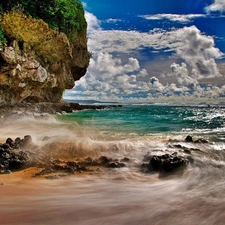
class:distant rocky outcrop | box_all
[0,11,89,112]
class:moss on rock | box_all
[0,11,89,105]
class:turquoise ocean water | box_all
[60,104,225,141]
[54,104,225,165]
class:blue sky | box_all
[64,0,225,103]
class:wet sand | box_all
[0,168,95,225]
[1,168,225,225]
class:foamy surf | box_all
[1,105,225,225]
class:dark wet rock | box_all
[98,156,127,168]
[9,151,31,169]
[108,162,126,168]
[0,136,32,173]
[1,134,129,177]
[99,156,111,165]
[173,144,183,149]
[185,135,193,142]
[15,137,21,144]
[171,152,178,156]
[194,138,209,144]
[149,156,161,171]
[69,104,122,112]
[14,137,22,148]
[2,152,10,159]
[184,136,209,144]
[37,159,90,175]
[64,161,87,173]
[0,143,11,150]
[1,135,35,153]
[184,149,192,154]
[121,157,130,162]
[33,155,128,178]
[47,160,88,174]
[143,153,193,174]
[85,157,95,164]
[172,144,202,155]
[6,138,14,147]
[0,103,123,119]
[0,147,4,154]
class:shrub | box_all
[0,27,6,44]
[0,0,87,41]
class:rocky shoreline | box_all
[0,102,122,119]
[0,134,129,178]
[0,133,202,179]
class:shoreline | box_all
[1,107,225,225]
[0,128,196,179]
[0,102,122,119]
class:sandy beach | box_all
[2,166,225,225]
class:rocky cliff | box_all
[0,11,89,112]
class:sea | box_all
[1,104,225,225]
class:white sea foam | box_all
[2,110,225,225]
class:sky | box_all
[64,0,225,104]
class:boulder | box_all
[185,135,193,142]
[98,156,126,168]
[0,136,33,173]
[144,153,193,173]
[185,135,209,144]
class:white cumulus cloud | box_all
[170,63,198,87]
[206,0,225,13]
[140,14,206,23]
[88,25,223,80]
[175,26,223,79]
[88,52,140,79]
[85,11,101,33]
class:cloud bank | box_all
[64,10,225,103]
[140,14,205,23]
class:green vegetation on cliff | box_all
[0,0,90,105]
[1,12,72,61]
[0,6,6,43]
[0,27,6,44]
[0,0,87,41]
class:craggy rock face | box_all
[0,12,89,104]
